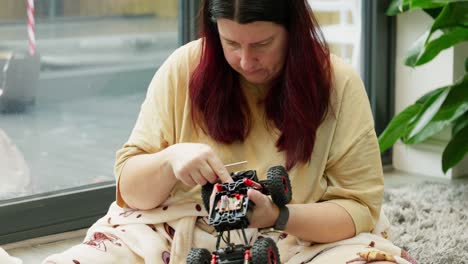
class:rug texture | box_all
[383,181,468,264]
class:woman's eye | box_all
[227,42,240,49]
[253,42,270,49]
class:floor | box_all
[3,169,467,263]
[3,230,86,264]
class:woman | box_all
[44,0,416,263]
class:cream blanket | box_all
[0,248,22,264]
[42,201,417,264]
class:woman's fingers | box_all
[207,155,233,183]
[199,161,218,184]
[247,189,279,229]
[191,169,208,186]
[247,189,263,204]
[168,143,232,186]
[179,173,197,187]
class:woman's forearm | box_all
[119,149,178,210]
[285,202,356,243]
[118,143,231,210]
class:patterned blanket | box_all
[39,201,417,264]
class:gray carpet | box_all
[383,181,468,264]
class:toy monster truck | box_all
[187,165,292,264]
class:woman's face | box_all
[217,19,288,86]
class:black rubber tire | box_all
[267,166,292,207]
[187,248,212,264]
[251,237,280,264]
[201,183,214,212]
[231,170,259,182]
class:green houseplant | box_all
[379,0,468,173]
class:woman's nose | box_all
[239,48,257,72]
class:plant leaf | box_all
[405,30,431,67]
[406,74,468,143]
[431,2,468,31]
[410,0,468,9]
[453,111,468,135]
[466,57,468,72]
[405,27,468,67]
[424,7,444,19]
[442,123,468,172]
[387,0,468,15]
[404,87,450,142]
[423,7,443,19]
[387,0,410,15]
[378,104,422,152]
[379,87,451,150]
[416,87,446,104]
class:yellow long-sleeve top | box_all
[114,39,384,235]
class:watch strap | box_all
[274,206,289,230]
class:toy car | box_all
[187,165,292,264]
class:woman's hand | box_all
[167,143,232,187]
[247,189,280,229]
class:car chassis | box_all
[187,166,292,264]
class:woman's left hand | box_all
[247,189,280,229]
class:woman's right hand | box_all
[167,143,233,187]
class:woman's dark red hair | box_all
[189,0,332,170]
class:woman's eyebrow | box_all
[220,35,274,45]
[252,36,274,45]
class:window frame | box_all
[0,184,115,244]
[179,0,200,45]
[362,0,396,165]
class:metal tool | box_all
[224,161,247,168]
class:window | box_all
[361,0,395,148]
[310,0,363,74]
[0,0,179,244]
[312,0,395,162]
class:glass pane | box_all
[0,0,178,200]
[309,0,363,75]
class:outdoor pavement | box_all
[0,16,178,199]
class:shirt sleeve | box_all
[322,129,384,234]
[113,47,184,207]
[320,63,384,234]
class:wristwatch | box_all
[274,206,289,230]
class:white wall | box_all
[393,10,468,178]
